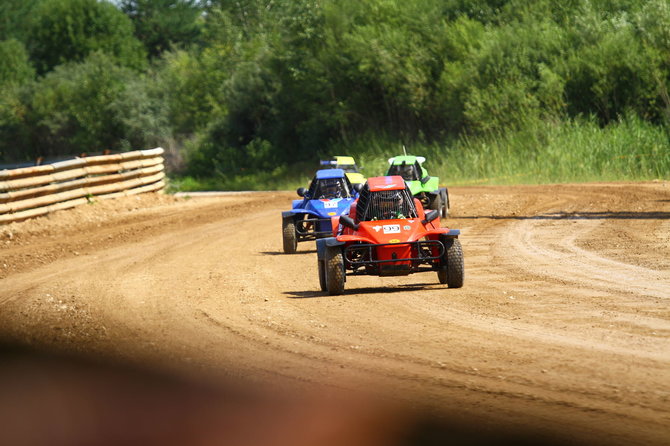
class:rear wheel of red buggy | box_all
[282,218,297,254]
[325,246,345,295]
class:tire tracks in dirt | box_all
[1,183,669,445]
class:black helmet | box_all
[378,190,402,204]
[320,179,342,199]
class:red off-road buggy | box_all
[316,176,464,295]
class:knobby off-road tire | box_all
[325,246,345,295]
[437,237,464,288]
[318,259,327,291]
[282,219,297,254]
[441,189,449,218]
[430,193,442,215]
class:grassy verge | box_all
[341,114,669,186]
[167,161,314,193]
[168,115,669,192]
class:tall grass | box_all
[334,114,670,186]
[169,114,669,191]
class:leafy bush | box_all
[2,0,668,185]
[0,38,34,87]
[27,0,146,74]
[0,52,167,162]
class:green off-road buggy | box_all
[386,155,449,218]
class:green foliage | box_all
[2,0,668,187]
[0,39,34,162]
[27,0,146,74]
[155,48,229,136]
[169,160,315,192]
[0,0,40,41]
[26,52,131,155]
[168,0,670,185]
[119,0,203,58]
[327,114,669,186]
[0,52,168,162]
[107,69,171,150]
[0,39,34,87]
[558,4,664,122]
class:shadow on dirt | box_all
[259,250,316,256]
[283,290,325,299]
[284,283,442,299]
[458,211,670,220]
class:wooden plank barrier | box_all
[0,148,165,224]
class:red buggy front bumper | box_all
[344,240,445,276]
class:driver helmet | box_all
[377,190,404,218]
[321,179,342,199]
[399,165,414,180]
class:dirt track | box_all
[1,182,669,445]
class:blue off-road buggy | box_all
[281,169,358,254]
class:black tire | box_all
[437,263,448,284]
[438,237,464,288]
[429,193,442,214]
[441,189,449,218]
[325,246,345,295]
[318,259,327,291]
[282,218,297,254]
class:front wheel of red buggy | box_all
[438,237,464,288]
[318,259,327,291]
[325,246,345,295]
[437,265,448,284]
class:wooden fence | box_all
[0,148,165,224]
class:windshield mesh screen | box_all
[360,188,417,221]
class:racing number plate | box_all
[383,224,400,234]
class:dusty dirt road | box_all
[1,182,669,445]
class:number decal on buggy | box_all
[383,224,400,234]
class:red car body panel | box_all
[366,175,406,192]
[318,176,463,292]
[329,176,454,274]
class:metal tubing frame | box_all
[295,216,332,240]
[344,240,444,267]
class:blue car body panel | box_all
[315,169,346,180]
[287,197,355,233]
[282,169,357,239]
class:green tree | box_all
[0,38,34,87]
[27,0,146,74]
[0,39,34,162]
[558,4,663,122]
[119,0,204,58]
[0,0,39,41]
[16,52,165,159]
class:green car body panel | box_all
[386,155,450,217]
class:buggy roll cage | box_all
[355,183,418,222]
